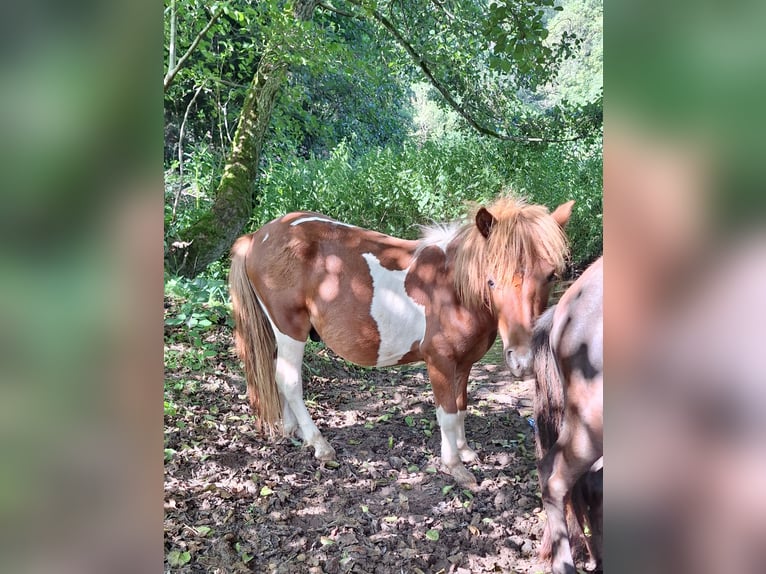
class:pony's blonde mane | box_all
[453,196,569,309]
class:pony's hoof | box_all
[448,464,477,489]
[459,447,479,464]
[312,439,336,462]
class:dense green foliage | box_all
[255,132,601,268]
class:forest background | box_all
[163,0,603,296]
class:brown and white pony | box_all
[533,256,603,573]
[229,196,573,486]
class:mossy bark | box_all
[165,0,317,277]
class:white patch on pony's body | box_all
[290,216,356,228]
[416,223,459,256]
[362,252,426,367]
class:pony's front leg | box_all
[273,332,335,461]
[429,361,477,488]
[435,407,476,487]
[454,410,478,464]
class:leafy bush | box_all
[164,267,231,341]
[254,132,601,268]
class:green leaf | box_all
[404,415,414,427]
[242,552,254,563]
[425,529,440,541]
[167,550,191,567]
[442,485,454,495]
[259,486,274,496]
[196,525,212,537]
[320,536,335,546]
[164,448,176,462]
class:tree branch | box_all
[164,8,223,92]
[168,0,177,71]
[343,0,589,143]
[317,1,363,19]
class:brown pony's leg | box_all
[427,359,477,487]
[454,366,478,464]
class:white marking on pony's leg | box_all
[279,391,298,437]
[454,410,478,463]
[273,332,335,461]
[436,407,477,487]
[362,253,426,366]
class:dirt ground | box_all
[165,328,555,573]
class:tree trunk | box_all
[166,0,317,277]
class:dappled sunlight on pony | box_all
[533,256,603,573]
[229,195,573,486]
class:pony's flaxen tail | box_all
[229,235,282,434]
[532,306,591,564]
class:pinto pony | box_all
[533,256,603,573]
[229,196,573,486]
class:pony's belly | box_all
[323,344,422,368]
[318,334,382,368]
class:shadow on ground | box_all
[164,334,549,573]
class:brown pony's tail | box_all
[532,306,591,565]
[229,235,281,434]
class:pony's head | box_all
[455,197,573,378]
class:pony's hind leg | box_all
[279,391,299,437]
[539,427,601,574]
[273,330,335,461]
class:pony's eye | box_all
[487,279,496,289]
[547,271,557,282]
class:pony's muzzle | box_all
[505,347,533,379]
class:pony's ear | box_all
[551,200,575,228]
[475,207,496,239]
